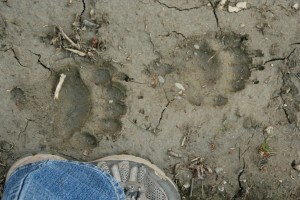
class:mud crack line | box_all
[80,0,86,22]
[278,69,292,124]
[159,31,187,39]
[209,0,221,30]
[3,48,26,67]
[29,50,52,72]
[241,132,255,158]
[18,119,34,147]
[264,48,296,65]
[155,0,205,11]
[233,160,246,199]
[153,92,174,134]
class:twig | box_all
[201,180,204,197]
[189,178,194,197]
[54,73,66,100]
[56,26,80,49]
[65,48,86,57]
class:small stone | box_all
[240,23,245,28]
[218,0,227,9]
[228,6,241,13]
[215,167,224,174]
[194,44,200,50]
[218,185,225,192]
[264,126,273,134]
[83,150,89,156]
[293,3,299,10]
[236,2,247,9]
[109,100,113,104]
[158,76,165,84]
[183,182,190,189]
[175,83,185,91]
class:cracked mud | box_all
[1,0,300,199]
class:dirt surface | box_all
[1,0,300,199]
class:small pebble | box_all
[175,83,186,91]
[293,3,299,10]
[215,167,224,174]
[236,2,247,9]
[218,185,225,192]
[228,6,241,13]
[158,76,165,84]
[194,44,200,50]
[183,182,190,189]
[240,23,245,28]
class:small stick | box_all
[65,48,86,57]
[0,162,6,167]
[181,136,186,147]
[189,178,194,197]
[167,150,182,158]
[56,26,80,49]
[201,180,204,197]
[54,73,66,100]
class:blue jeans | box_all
[2,160,125,200]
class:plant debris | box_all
[188,157,213,180]
[50,25,103,59]
[54,73,66,100]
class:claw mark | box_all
[155,0,205,11]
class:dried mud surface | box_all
[1,0,300,199]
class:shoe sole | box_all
[91,154,178,191]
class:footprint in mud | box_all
[150,31,261,107]
[52,64,91,138]
[51,59,127,150]
[78,61,127,137]
[70,131,98,149]
[10,87,27,110]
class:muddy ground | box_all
[1,0,300,199]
